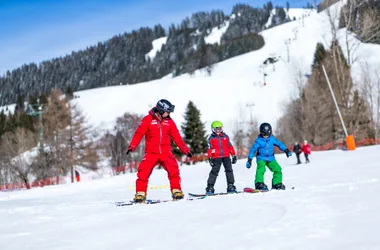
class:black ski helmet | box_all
[156,99,175,115]
[259,122,272,136]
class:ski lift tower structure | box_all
[246,103,255,125]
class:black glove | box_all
[284,148,292,158]
[126,146,135,155]
[246,158,252,169]
[187,152,193,158]
[231,155,237,164]
[209,158,215,167]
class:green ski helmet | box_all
[211,120,223,134]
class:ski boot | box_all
[205,186,215,195]
[133,192,146,203]
[272,183,286,190]
[255,182,269,191]
[227,184,237,193]
[172,189,184,200]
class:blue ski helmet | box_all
[156,99,175,115]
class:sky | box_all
[0,0,318,75]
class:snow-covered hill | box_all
[62,3,380,135]
[2,4,379,136]
[1,145,379,250]
[70,9,323,132]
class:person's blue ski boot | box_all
[255,182,269,191]
[227,184,237,193]
[205,186,215,195]
[272,183,286,190]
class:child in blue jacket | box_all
[246,122,292,190]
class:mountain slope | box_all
[73,9,323,132]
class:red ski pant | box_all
[136,153,181,193]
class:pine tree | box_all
[0,110,6,138]
[181,101,208,155]
[312,43,327,68]
[171,139,182,158]
[267,1,274,12]
[39,92,48,105]
[66,86,74,100]
[15,95,25,113]
[28,95,38,105]
[276,7,287,22]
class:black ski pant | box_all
[305,154,310,163]
[296,153,301,164]
[207,157,235,187]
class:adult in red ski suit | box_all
[301,140,311,163]
[126,99,191,202]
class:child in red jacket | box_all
[206,120,237,194]
[302,140,311,163]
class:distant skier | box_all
[246,122,292,190]
[293,142,302,164]
[206,121,237,195]
[302,140,311,163]
[75,170,80,182]
[126,99,192,203]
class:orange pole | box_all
[346,135,356,151]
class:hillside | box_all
[0,3,295,106]
[68,7,327,131]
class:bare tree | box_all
[0,128,37,188]
[203,47,219,76]
[32,90,98,182]
[318,0,340,12]
[66,103,99,182]
[100,112,145,173]
[339,0,361,66]
[30,89,71,181]
[359,59,380,141]
[291,59,308,99]
[232,121,245,158]
[359,6,380,43]
[43,88,71,142]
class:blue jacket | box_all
[248,135,287,162]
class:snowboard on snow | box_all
[244,186,295,192]
[115,196,205,206]
[188,191,245,197]
[116,187,295,206]
[188,188,262,197]
[188,186,295,198]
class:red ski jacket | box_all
[207,132,236,158]
[302,144,311,154]
[129,109,190,155]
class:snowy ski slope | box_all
[0,146,379,250]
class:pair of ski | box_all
[115,187,266,206]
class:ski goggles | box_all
[213,127,223,133]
